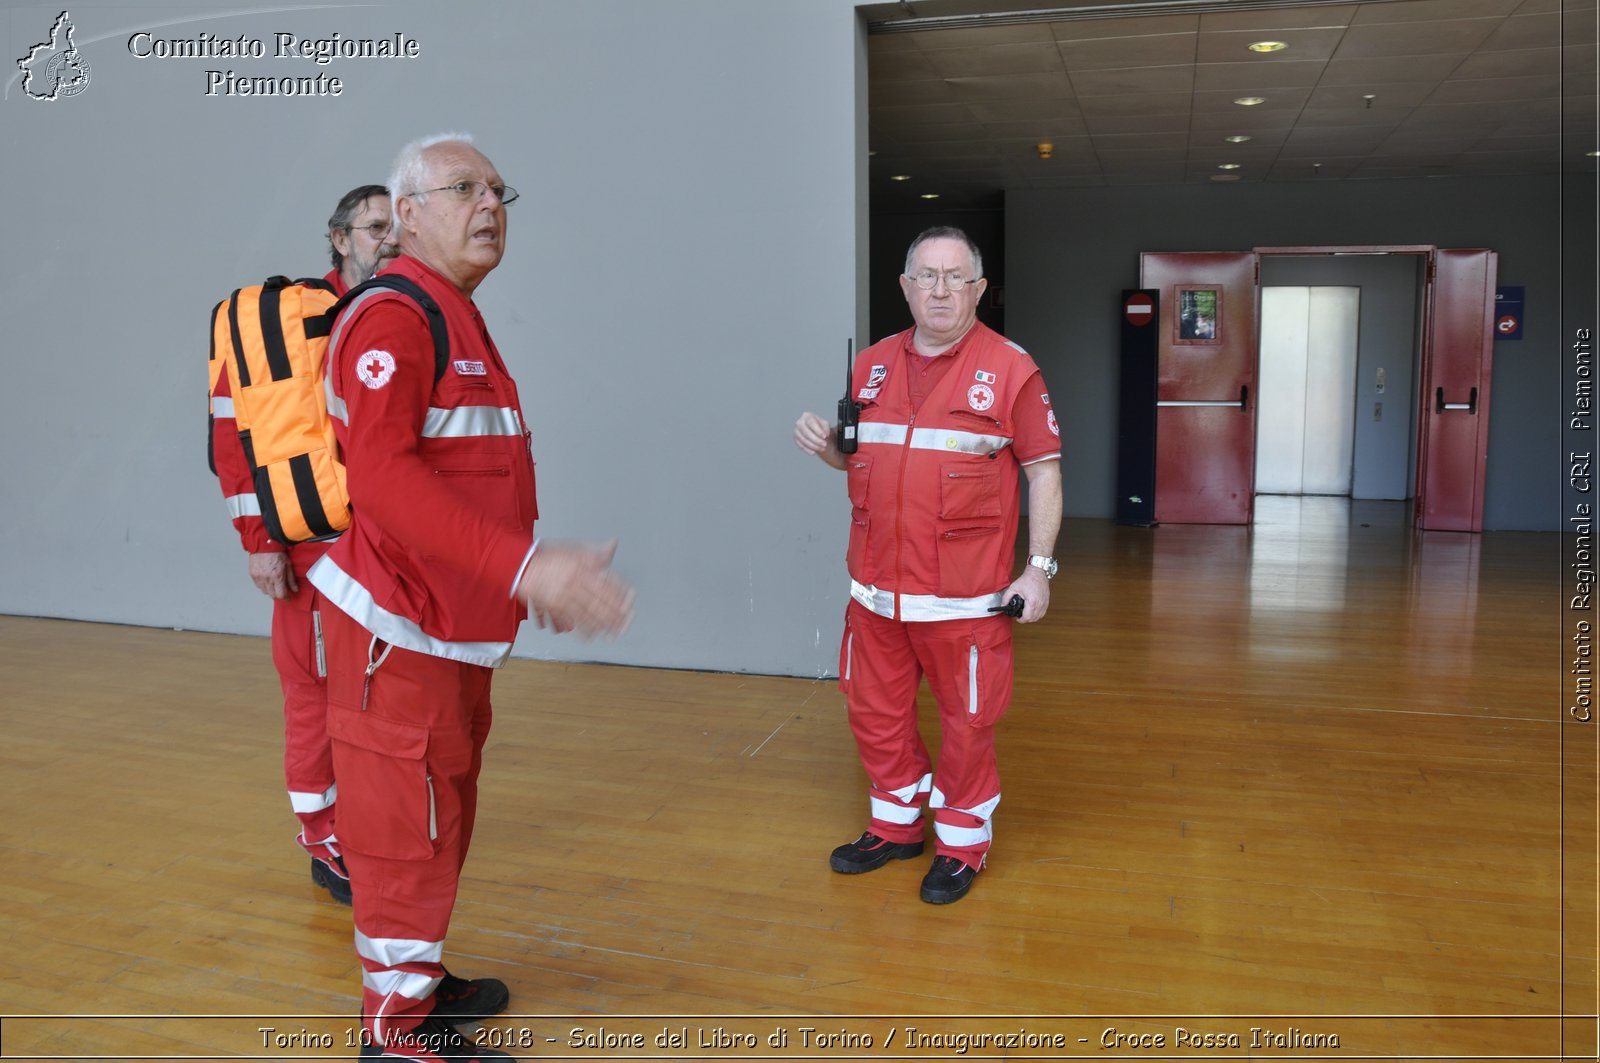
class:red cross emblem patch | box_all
[357,349,396,390]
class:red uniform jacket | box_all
[307,256,538,667]
[846,322,1056,622]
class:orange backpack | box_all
[208,274,446,543]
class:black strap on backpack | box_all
[325,273,452,382]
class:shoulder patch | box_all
[356,349,397,390]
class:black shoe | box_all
[311,854,352,906]
[829,831,925,874]
[432,970,509,1022]
[920,855,977,904]
[358,1014,514,1060]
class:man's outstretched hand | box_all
[516,540,634,638]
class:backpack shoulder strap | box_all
[327,275,451,382]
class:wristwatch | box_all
[1027,554,1058,580]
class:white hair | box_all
[388,131,476,205]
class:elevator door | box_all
[1257,286,1360,495]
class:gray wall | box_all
[1007,176,1572,530]
[1,0,864,678]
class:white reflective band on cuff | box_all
[365,969,441,1003]
[934,819,992,848]
[355,930,444,968]
[871,796,925,824]
[883,772,933,804]
[851,580,1004,622]
[211,395,235,418]
[288,783,337,814]
[422,404,525,439]
[308,555,514,668]
[225,493,261,519]
[928,788,1000,822]
[856,422,1013,457]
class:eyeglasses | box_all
[407,180,520,206]
[343,222,393,239]
[908,269,977,291]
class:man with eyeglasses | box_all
[308,134,633,1062]
[209,183,398,909]
[794,226,1062,905]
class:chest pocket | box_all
[939,462,1001,519]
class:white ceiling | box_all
[863,0,1599,205]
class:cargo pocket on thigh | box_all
[961,621,1015,729]
[326,708,436,860]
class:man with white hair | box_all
[310,133,633,1061]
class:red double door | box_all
[1139,248,1496,531]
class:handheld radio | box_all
[837,338,860,454]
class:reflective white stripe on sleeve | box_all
[307,555,514,668]
[850,579,1004,622]
[225,493,261,519]
[422,405,525,439]
[325,284,399,427]
[325,371,348,426]
[210,395,235,418]
[288,783,337,814]
[856,421,1012,456]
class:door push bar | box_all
[1157,385,1250,409]
[1435,386,1478,414]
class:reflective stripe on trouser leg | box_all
[322,603,494,1041]
[273,583,336,844]
[869,771,932,834]
[356,931,444,1047]
[841,601,935,845]
[911,614,1012,868]
[930,788,1001,869]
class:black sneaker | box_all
[920,855,977,904]
[310,854,352,906]
[432,970,509,1022]
[358,1014,514,1060]
[829,831,925,874]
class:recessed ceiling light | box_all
[1233,96,1266,107]
[919,193,941,200]
[1224,135,1253,143]
[1248,41,1287,52]
[1218,163,1241,170]
[890,174,912,182]
[1210,174,1241,182]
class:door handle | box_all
[1435,386,1478,414]
[1158,385,1249,409]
